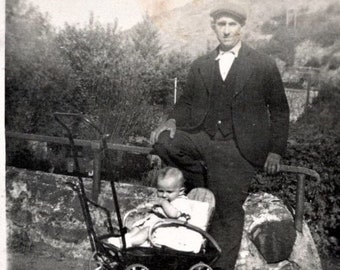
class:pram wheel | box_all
[84,253,103,270]
[189,262,213,270]
[84,251,117,270]
[125,264,149,270]
[84,260,105,270]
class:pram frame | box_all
[54,112,221,270]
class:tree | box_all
[5,4,192,141]
[56,16,165,141]
[5,0,66,134]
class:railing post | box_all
[305,72,311,111]
[92,149,101,202]
[295,174,305,232]
[280,165,320,233]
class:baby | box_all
[108,167,190,248]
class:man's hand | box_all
[150,119,176,145]
[264,152,281,174]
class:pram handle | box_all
[54,112,109,146]
[54,112,127,251]
[148,219,222,254]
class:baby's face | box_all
[156,177,183,202]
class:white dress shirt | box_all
[215,41,242,81]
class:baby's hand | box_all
[136,202,154,209]
[136,198,164,209]
[148,198,168,206]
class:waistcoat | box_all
[203,58,239,137]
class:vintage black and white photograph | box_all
[4,0,340,269]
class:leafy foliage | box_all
[5,1,190,142]
[257,2,340,68]
[5,0,66,134]
[251,84,340,258]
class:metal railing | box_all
[6,130,152,201]
[6,131,320,231]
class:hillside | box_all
[144,0,340,59]
[132,0,340,92]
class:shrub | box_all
[251,84,340,258]
[5,2,190,142]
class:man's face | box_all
[212,15,243,51]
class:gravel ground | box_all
[7,252,340,270]
[8,253,85,270]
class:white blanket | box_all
[152,199,210,253]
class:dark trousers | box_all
[153,130,254,270]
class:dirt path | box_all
[7,252,340,270]
[8,253,86,270]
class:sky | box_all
[28,0,193,30]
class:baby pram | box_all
[54,112,221,270]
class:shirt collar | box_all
[215,41,242,61]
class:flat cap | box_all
[210,2,247,25]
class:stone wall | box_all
[6,167,155,258]
[7,167,322,269]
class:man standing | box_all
[150,1,289,269]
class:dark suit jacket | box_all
[169,44,290,166]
